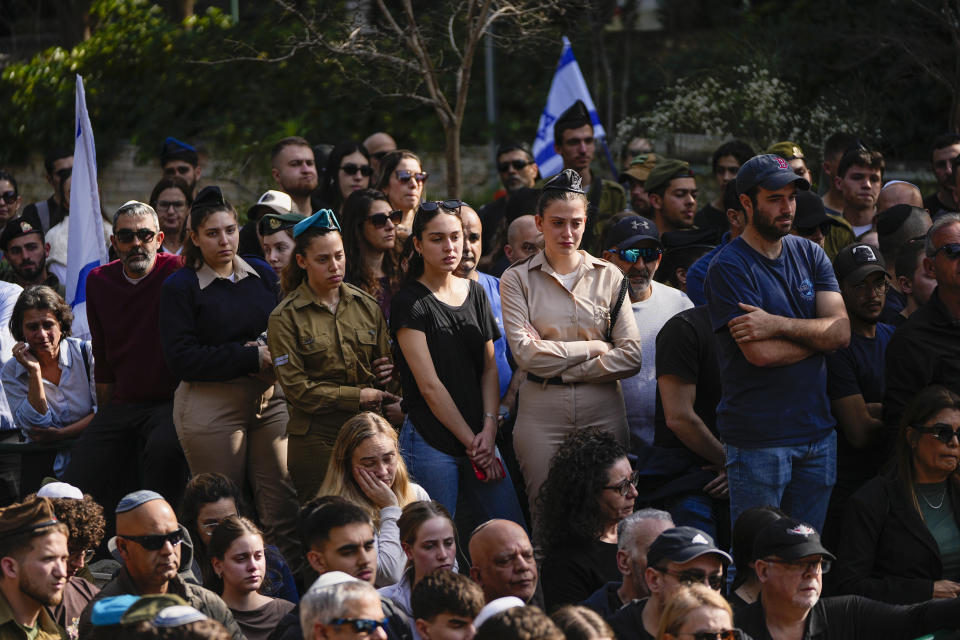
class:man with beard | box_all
[922,133,960,218]
[62,202,187,538]
[160,138,202,197]
[705,154,849,533]
[0,497,69,640]
[77,491,242,640]
[603,216,692,452]
[479,141,539,255]
[620,153,657,218]
[22,149,72,234]
[0,219,63,297]
[271,137,318,216]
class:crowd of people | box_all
[0,101,960,640]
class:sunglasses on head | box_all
[0,191,17,204]
[419,200,463,213]
[615,247,662,263]
[396,169,428,184]
[932,243,960,260]
[114,228,157,244]
[680,631,745,640]
[329,618,390,634]
[341,163,373,177]
[119,529,183,551]
[368,210,402,228]
[657,567,724,591]
[498,159,532,173]
[914,422,960,443]
[796,221,832,237]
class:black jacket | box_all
[832,471,960,604]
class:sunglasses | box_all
[657,567,724,590]
[368,210,402,228]
[0,191,18,204]
[418,199,463,214]
[914,422,960,444]
[678,631,744,640]
[396,169,428,184]
[114,228,157,244]
[498,159,533,173]
[796,222,832,237]
[119,529,183,551]
[54,168,72,181]
[329,618,390,634]
[164,165,193,176]
[615,247,662,263]
[341,163,374,177]
[604,469,640,496]
[932,243,960,260]
[763,557,832,574]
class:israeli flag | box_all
[66,75,108,340]
[531,36,607,179]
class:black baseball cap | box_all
[833,243,889,286]
[647,526,732,568]
[606,215,660,249]
[753,518,835,562]
[736,154,811,195]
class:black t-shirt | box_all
[390,278,500,456]
[542,539,619,613]
[923,190,955,220]
[607,598,655,640]
[694,202,729,234]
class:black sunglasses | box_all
[932,243,960,260]
[119,529,183,551]
[368,210,402,228]
[657,567,724,591]
[419,200,463,213]
[341,163,374,177]
[329,618,390,634]
[54,168,72,181]
[164,165,193,176]
[0,191,17,204]
[114,228,157,244]
[498,159,532,173]
[914,422,960,444]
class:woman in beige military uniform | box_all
[268,209,400,503]
[500,169,644,517]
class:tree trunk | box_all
[444,120,462,198]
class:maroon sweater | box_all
[86,253,182,404]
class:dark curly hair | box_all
[536,427,629,554]
[25,493,105,553]
[9,286,73,343]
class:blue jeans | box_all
[725,430,836,533]
[399,418,527,529]
[661,492,726,544]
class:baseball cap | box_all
[606,215,660,250]
[736,154,810,195]
[644,159,694,195]
[646,526,732,568]
[753,517,835,562]
[833,243,888,286]
[619,153,658,183]
[248,190,295,222]
[793,191,830,231]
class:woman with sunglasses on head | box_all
[500,169,643,521]
[375,150,427,244]
[0,170,23,235]
[318,142,374,215]
[160,186,301,569]
[269,210,399,503]
[538,426,638,611]
[342,189,402,321]
[149,176,193,255]
[391,199,525,526]
[833,384,960,604]
[656,584,747,640]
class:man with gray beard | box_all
[63,201,188,534]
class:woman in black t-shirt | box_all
[390,200,525,526]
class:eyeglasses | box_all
[762,557,832,574]
[796,222,831,237]
[931,243,960,260]
[676,630,745,640]
[165,165,193,176]
[118,530,183,551]
[329,618,390,634]
[54,168,72,181]
[68,549,96,564]
[655,567,724,590]
[395,170,428,184]
[914,422,960,444]
[604,470,640,496]
[114,228,157,244]
[156,200,187,211]
[498,159,533,173]
[419,200,463,213]
[341,163,374,177]
[368,210,402,228]
[615,247,662,263]
[0,191,18,204]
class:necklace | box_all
[919,487,947,510]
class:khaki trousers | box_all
[174,378,301,568]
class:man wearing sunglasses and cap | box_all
[737,517,960,639]
[885,214,960,431]
[77,490,242,640]
[705,154,850,534]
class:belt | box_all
[527,373,566,386]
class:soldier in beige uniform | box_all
[268,209,399,502]
[500,169,644,518]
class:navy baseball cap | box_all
[736,154,811,195]
[647,526,732,568]
[606,215,660,249]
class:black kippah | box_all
[543,169,585,194]
[876,204,918,236]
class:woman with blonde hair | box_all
[656,584,746,640]
[318,411,429,586]
[550,605,615,640]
